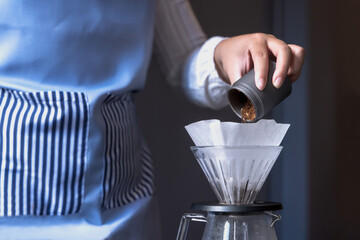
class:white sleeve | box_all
[154,0,230,109]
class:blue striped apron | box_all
[0,89,88,216]
[0,0,160,238]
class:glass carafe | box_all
[176,202,281,240]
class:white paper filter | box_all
[185,119,290,146]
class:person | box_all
[0,0,305,239]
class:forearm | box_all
[154,0,206,85]
[154,0,230,109]
[181,36,230,109]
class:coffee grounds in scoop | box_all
[241,99,256,122]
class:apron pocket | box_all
[101,93,155,210]
[0,88,89,216]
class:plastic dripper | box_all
[191,146,283,205]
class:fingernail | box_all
[274,77,283,89]
[256,78,265,90]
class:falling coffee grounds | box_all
[241,99,256,122]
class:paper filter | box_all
[185,119,289,146]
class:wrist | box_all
[213,38,230,84]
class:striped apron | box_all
[0,89,89,216]
[0,89,155,217]
[0,88,159,239]
[0,0,161,239]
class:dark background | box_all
[135,0,360,239]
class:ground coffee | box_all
[241,99,256,122]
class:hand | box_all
[213,33,305,90]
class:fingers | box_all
[288,44,306,82]
[249,40,269,90]
[267,38,292,88]
[213,33,305,90]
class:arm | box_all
[154,0,305,108]
[154,0,229,109]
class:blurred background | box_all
[135,0,360,239]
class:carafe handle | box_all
[265,211,282,227]
[176,213,207,240]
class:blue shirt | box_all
[0,0,161,239]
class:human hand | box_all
[213,33,305,90]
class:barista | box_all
[0,0,305,239]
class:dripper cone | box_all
[191,146,282,205]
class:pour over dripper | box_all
[191,146,282,205]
